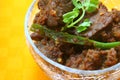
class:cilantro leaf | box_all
[62,0,99,32]
[76,19,91,33]
[84,0,99,13]
[63,8,79,24]
[72,0,82,9]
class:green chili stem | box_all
[31,24,120,49]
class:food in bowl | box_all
[30,0,120,70]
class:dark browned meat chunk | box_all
[34,0,74,29]
[91,9,120,42]
[65,48,118,70]
[82,3,113,37]
[112,9,120,22]
[102,48,118,68]
[112,26,120,40]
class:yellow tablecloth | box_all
[0,0,50,80]
[0,0,120,80]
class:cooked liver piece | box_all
[34,0,74,29]
[82,3,113,37]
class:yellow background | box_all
[0,0,120,80]
[0,0,50,80]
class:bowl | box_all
[25,0,120,79]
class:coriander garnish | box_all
[62,0,99,33]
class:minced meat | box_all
[30,1,120,70]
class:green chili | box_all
[30,24,120,49]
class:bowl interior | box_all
[25,0,120,76]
